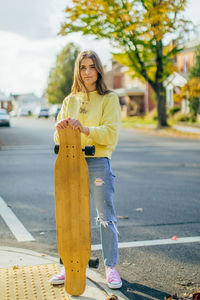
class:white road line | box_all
[92,236,200,251]
[0,196,35,242]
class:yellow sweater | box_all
[54,91,121,159]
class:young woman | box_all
[50,50,122,289]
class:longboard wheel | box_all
[54,145,59,154]
[59,257,63,265]
[84,146,95,156]
[88,257,99,269]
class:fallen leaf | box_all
[40,254,46,257]
[136,208,143,212]
[106,295,119,300]
[171,236,178,240]
[193,291,200,299]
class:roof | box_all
[164,72,187,88]
[13,93,43,103]
[115,87,145,96]
[183,36,200,52]
[0,92,10,102]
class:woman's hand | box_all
[68,118,82,131]
[56,118,89,135]
[68,118,90,136]
[55,118,69,130]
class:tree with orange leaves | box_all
[59,0,191,128]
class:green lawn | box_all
[122,116,157,129]
[121,115,200,139]
[122,116,200,129]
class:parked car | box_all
[49,105,61,120]
[0,109,10,127]
[54,107,61,120]
[18,108,30,116]
[35,108,49,118]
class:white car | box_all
[49,105,61,119]
[0,109,10,127]
[18,108,30,116]
[35,107,49,118]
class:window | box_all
[184,56,188,73]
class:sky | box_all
[0,0,200,98]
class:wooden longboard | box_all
[54,127,91,296]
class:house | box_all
[11,93,47,116]
[0,91,12,112]
[164,72,188,111]
[176,36,200,75]
[105,60,155,116]
[165,32,200,112]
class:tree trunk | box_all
[155,83,168,128]
[155,39,168,128]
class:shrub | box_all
[173,112,191,122]
[168,107,181,116]
[146,108,158,120]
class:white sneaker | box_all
[49,266,65,285]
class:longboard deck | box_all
[54,127,91,296]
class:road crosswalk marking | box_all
[0,196,35,242]
[1,194,199,247]
[92,236,200,250]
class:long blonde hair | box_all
[71,50,111,95]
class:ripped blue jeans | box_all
[85,157,118,267]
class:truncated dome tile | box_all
[0,264,69,300]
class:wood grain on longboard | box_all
[54,127,91,296]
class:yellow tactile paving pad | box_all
[0,264,69,300]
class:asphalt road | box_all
[0,117,200,299]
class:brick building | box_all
[105,60,155,116]
[0,91,12,112]
[165,33,200,111]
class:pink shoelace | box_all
[106,267,121,283]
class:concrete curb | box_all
[0,247,128,300]
[0,246,59,267]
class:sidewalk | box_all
[172,124,200,134]
[0,246,128,300]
